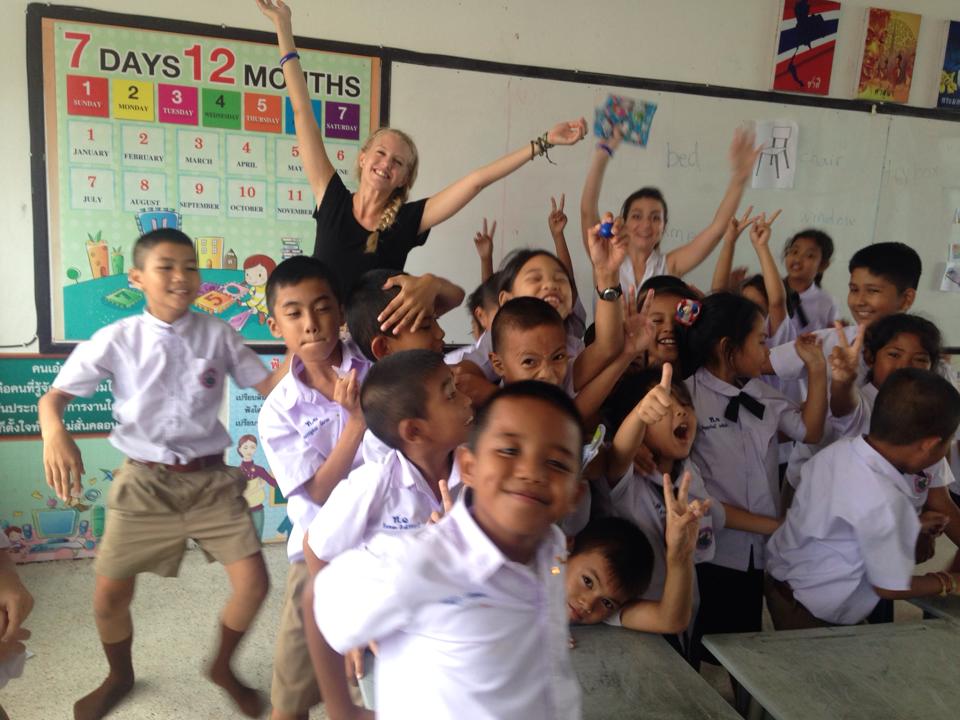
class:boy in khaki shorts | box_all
[39,229,273,720]
[257,255,370,720]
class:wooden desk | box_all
[703,620,960,720]
[570,625,739,719]
[909,595,960,623]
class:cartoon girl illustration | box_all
[242,254,277,325]
[236,434,277,539]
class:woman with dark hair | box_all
[580,126,760,292]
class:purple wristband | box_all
[597,142,614,157]
[279,51,300,68]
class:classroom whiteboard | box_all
[389,62,960,346]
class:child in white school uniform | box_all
[766,368,960,628]
[256,256,371,720]
[305,349,472,567]
[827,314,960,554]
[454,215,627,406]
[766,241,921,389]
[39,229,272,720]
[601,365,723,651]
[305,381,586,720]
[676,292,827,666]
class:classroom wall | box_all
[2,0,958,350]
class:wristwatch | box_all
[596,284,623,302]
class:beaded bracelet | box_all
[530,132,556,164]
[279,50,300,67]
[597,142,614,157]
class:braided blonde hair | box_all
[357,127,419,254]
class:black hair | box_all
[619,187,669,230]
[677,292,764,378]
[469,380,583,449]
[497,248,572,297]
[864,314,941,372]
[346,268,405,362]
[601,367,693,435]
[848,242,922,293]
[265,255,341,315]
[360,349,448,449]
[132,228,195,269]
[783,229,834,285]
[870,368,960,444]
[571,517,654,600]
[490,296,565,355]
[638,274,695,298]
[740,274,769,308]
[467,273,501,325]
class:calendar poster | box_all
[31,9,381,348]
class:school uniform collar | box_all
[694,368,765,420]
[141,308,196,334]
[851,436,918,501]
[279,341,366,410]
[395,449,462,493]
[448,491,562,585]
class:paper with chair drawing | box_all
[751,120,799,190]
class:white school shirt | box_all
[257,345,371,562]
[53,310,269,464]
[609,458,724,603]
[766,437,919,625]
[826,382,955,498]
[685,368,807,571]
[619,249,669,294]
[458,328,583,396]
[306,448,462,562]
[313,498,581,720]
[788,283,838,336]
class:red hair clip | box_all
[675,298,702,326]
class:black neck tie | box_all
[725,392,765,422]
[786,287,809,327]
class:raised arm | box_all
[665,128,760,277]
[795,334,827,444]
[548,194,579,301]
[710,205,755,292]
[620,472,707,634]
[303,371,366,505]
[473,218,496,283]
[38,388,84,502]
[828,323,864,419]
[580,129,622,262]
[257,1,336,202]
[607,361,671,480]
[419,118,587,233]
[572,216,626,391]
[750,209,786,333]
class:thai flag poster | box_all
[772,1,842,96]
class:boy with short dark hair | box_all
[39,228,272,720]
[257,255,371,720]
[766,368,960,628]
[305,381,585,719]
[768,241,922,384]
[345,268,463,362]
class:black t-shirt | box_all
[312,173,430,296]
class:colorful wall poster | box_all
[938,20,960,109]
[0,436,123,565]
[227,354,289,545]
[855,8,921,103]
[29,8,382,349]
[772,0,842,96]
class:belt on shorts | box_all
[130,454,224,473]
